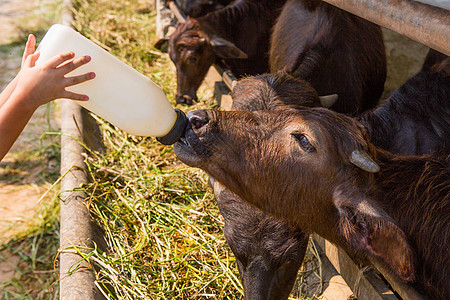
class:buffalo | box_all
[270,0,386,114]
[174,53,449,299]
[174,106,449,299]
[217,54,448,298]
[359,52,450,155]
[168,0,287,104]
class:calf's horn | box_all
[350,150,380,173]
[319,94,338,108]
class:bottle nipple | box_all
[157,109,188,145]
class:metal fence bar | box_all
[213,63,238,91]
[168,1,186,22]
[322,0,450,55]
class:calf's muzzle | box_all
[187,110,209,129]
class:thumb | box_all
[21,34,36,66]
[24,52,41,68]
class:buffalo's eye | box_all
[292,134,315,152]
[188,56,198,64]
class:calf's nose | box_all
[187,110,209,129]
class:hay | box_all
[71,0,321,298]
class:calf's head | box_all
[174,107,415,282]
[231,71,338,111]
[168,17,247,104]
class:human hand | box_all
[12,51,96,111]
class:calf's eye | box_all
[292,134,315,152]
[188,56,198,64]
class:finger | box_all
[22,34,36,66]
[23,52,40,68]
[65,72,96,86]
[62,90,90,101]
[29,51,40,67]
[46,52,75,68]
[59,55,92,73]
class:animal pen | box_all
[57,0,449,299]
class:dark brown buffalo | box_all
[359,54,450,155]
[174,106,449,299]
[175,0,233,17]
[270,0,386,114]
[168,0,287,104]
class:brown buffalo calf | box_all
[168,0,287,104]
[230,71,337,111]
[359,55,450,156]
[210,58,448,299]
[174,107,449,299]
[214,72,322,300]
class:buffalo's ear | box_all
[333,188,415,282]
[154,25,177,52]
[210,37,248,59]
[154,38,169,52]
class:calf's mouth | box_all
[173,110,211,167]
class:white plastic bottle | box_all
[36,24,186,144]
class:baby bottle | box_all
[36,24,186,145]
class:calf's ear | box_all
[333,190,415,282]
[154,38,169,51]
[210,37,248,59]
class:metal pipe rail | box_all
[168,1,186,22]
[213,63,238,91]
[322,0,450,55]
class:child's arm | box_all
[0,50,95,161]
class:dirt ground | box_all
[382,28,429,95]
[0,0,61,237]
